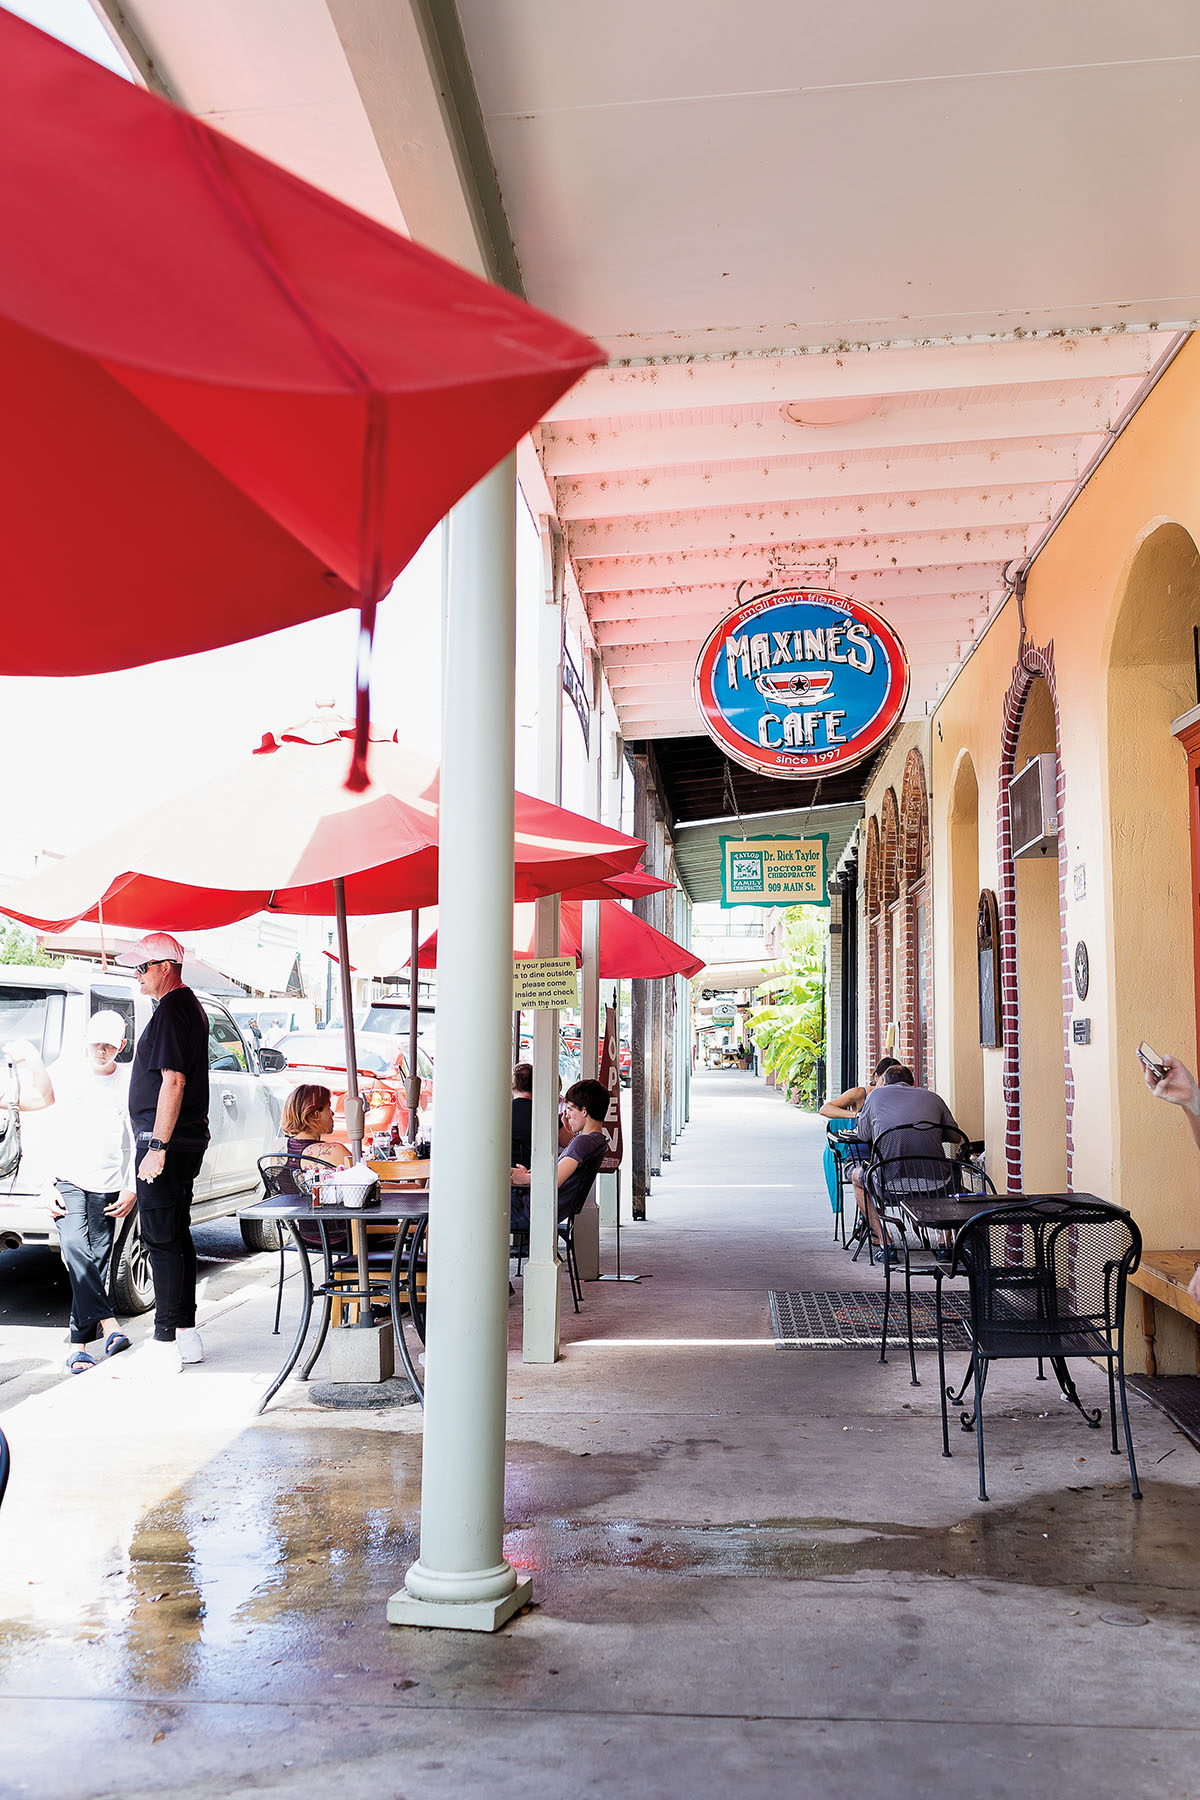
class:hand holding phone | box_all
[1137,1041,1169,1084]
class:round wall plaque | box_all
[1074,940,1089,1002]
[693,587,910,778]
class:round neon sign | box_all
[693,587,910,778]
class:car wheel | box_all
[110,1216,155,1315]
[240,1216,284,1253]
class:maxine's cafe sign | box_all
[693,587,910,778]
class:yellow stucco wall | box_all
[931,334,1200,1372]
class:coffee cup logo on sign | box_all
[693,587,910,778]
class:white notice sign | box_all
[512,956,579,1012]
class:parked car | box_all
[231,1000,318,1049]
[0,964,290,1313]
[357,997,437,1056]
[275,1029,433,1143]
[619,1036,632,1086]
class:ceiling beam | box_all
[605,632,974,679]
[578,528,1028,591]
[593,596,993,647]
[543,332,1163,423]
[568,487,1058,558]
[554,443,1082,520]
[541,388,1131,477]
[585,566,1008,618]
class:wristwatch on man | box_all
[148,1137,170,1152]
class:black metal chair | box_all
[937,1197,1142,1501]
[869,1124,996,1384]
[560,1151,606,1313]
[511,1154,603,1314]
[258,1151,348,1334]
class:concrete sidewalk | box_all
[2,1070,1199,1799]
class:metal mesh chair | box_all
[937,1197,1142,1501]
[258,1151,349,1333]
[869,1124,995,1384]
[512,1151,604,1314]
[826,1128,871,1251]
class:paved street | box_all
[2,1072,1198,1799]
[0,1220,279,1410]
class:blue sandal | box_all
[66,1349,96,1375]
[104,1331,131,1358]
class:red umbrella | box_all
[556,869,673,902]
[0,15,601,782]
[418,900,705,981]
[0,715,646,933]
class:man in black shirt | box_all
[511,1062,533,1170]
[110,932,210,1374]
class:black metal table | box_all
[238,1190,429,1413]
[894,1188,1098,1234]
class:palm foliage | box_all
[748,908,826,1107]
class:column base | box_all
[387,1575,533,1633]
[521,1256,562,1364]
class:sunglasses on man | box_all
[134,959,168,976]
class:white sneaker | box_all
[114,1338,182,1378]
[177,1328,204,1365]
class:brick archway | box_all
[996,641,1073,1191]
[863,816,881,1061]
[899,748,932,1086]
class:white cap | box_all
[87,1010,127,1048]
[114,931,186,967]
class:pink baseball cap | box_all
[114,931,186,967]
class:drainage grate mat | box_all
[769,1289,973,1350]
[1127,1375,1200,1453]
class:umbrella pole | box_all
[407,909,421,1143]
[334,878,364,1162]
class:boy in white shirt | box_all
[7,1010,136,1372]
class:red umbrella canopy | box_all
[0,14,601,777]
[556,869,673,902]
[0,717,645,933]
[418,900,706,982]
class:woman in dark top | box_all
[279,1084,352,1187]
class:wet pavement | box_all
[2,1072,1199,1798]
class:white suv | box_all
[0,964,290,1312]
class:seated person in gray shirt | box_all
[851,1065,962,1251]
[510,1079,609,1236]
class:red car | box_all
[276,1030,433,1143]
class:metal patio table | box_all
[894,1188,1097,1234]
[238,1189,429,1413]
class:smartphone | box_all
[1137,1041,1169,1084]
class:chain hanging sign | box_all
[693,586,910,778]
[719,833,829,908]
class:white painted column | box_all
[523,520,565,1364]
[597,722,623,1230]
[580,654,603,1082]
[390,455,531,1634]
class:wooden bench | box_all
[1128,1252,1200,1377]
